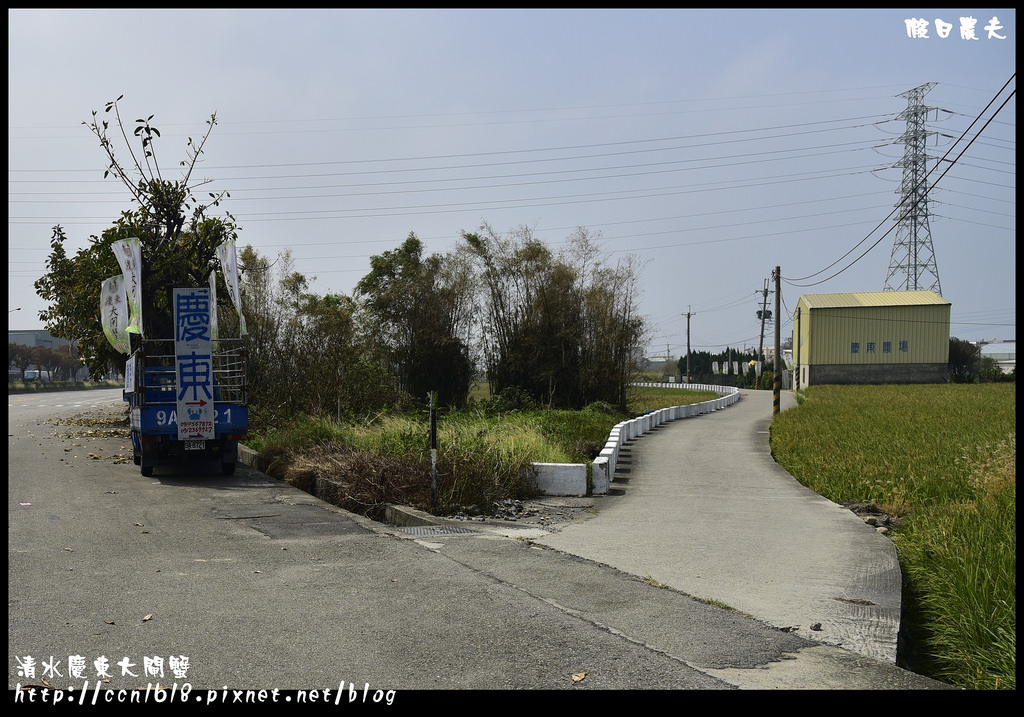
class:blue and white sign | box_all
[173,287,215,441]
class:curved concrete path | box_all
[535,389,903,664]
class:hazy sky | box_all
[8,9,1016,357]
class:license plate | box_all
[184,440,206,451]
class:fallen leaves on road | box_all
[60,429,128,440]
[571,672,586,684]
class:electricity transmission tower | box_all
[884,82,943,295]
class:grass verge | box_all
[246,385,718,519]
[770,383,1015,690]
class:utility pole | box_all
[757,279,769,362]
[773,266,782,416]
[684,306,695,384]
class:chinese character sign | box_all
[100,275,131,354]
[174,288,215,441]
[111,237,143,335]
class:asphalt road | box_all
[8,389,953,700]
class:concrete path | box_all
[12,388,950,693]
[534,389,904,663]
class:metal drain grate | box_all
[398,525,479,536]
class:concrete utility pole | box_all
[773,267,781,416]
[684,306,695,384]
[757,279,769,362]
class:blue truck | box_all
[124,287,248,476]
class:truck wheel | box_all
[221,461,236,476]
[141,465,154,477]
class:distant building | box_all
[8,329,70,350]
[8,329,90,381]
[792,291,951,388]
[979,340,1016,375]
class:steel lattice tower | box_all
[884,82,943,294]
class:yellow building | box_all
[792,291,951,388]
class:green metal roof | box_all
[798,291,950,309]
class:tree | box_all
[677,347,759,386]
[574,230,647,407]
[53,344,83,381]
[32,345,59,381]
[8,344,34,380]
[463,223,647,410]
[948,337,980,383]
[236,245,408,422]
[355,234,476,408]
[295,292,407,418]
[35,97,238,378]
[979,354,1012,383]
[35,225,121,378]
[236,246,315,418]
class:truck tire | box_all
[140,441,158,478]
[221,461,236,476]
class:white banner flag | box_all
[112,237,143,335]
[209,270,219,346]
[100,275,131,354]
[712,361,720,375]
[216,240,247,335]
